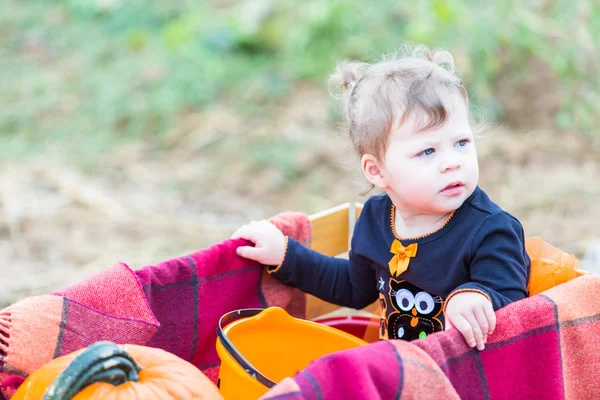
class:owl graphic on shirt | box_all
[387,279,444,340]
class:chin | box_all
[436,196,468,213]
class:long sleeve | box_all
[268,236,379,310]
[449,212,530,310]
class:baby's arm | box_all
[232,220,379,310]
[454,212,530,308]
[444,212,530,350]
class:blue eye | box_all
[456,139,469,147]
[418,148,435,157]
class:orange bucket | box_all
[216,307,367,399]
[526,236,584,296]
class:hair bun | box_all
[328,61,368,99]
[411,45,456,74]
[431,50,456,74]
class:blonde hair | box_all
[329,45,471,167]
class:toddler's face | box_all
[380,97,479,215]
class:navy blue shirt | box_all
[270,187,530,341]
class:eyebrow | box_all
[411,131,473,148]
[452,131,474,139]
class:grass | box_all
[0,0,598,166]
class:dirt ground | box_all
[1,86,599,309]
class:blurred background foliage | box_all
[1,0,598,163]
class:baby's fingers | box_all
[231,225,246,239]
[236,245,264,261]
[474,307,490,342]
[483,303,497,335]
[463,313,485,351]
[231,225,257,241]
[450,314,476,348]
[445,317,455,331]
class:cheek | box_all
[395,163,436,191]
[383,157,410,180]
[464,151,480,179]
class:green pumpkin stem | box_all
[43,341,143,400]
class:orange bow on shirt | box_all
[388,240,418,277]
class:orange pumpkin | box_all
[12,341,224,400]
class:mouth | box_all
[440,181,465,196]
[441,181,464,192]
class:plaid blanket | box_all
[260,339,460,400]
[0,212,310,399]
[3,208,597,400]
[416,274,600,400]
[260,275,600,400]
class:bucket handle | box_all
[217,308,277,389]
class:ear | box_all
[361,154,388,189]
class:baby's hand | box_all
[444,291,496,351]
[231,220,287,266]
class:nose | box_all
[440,152,461,173]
